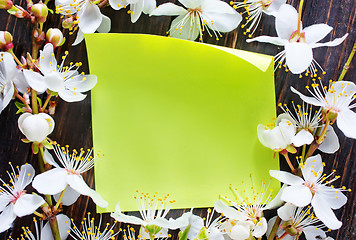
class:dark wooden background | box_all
[0,0,355,239]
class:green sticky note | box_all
[85,33,280,212]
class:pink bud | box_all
[46,28,65,48]
[0,0,13,10]
[62,17,75,29]
[0,31,13,51]
[31,2,48,23]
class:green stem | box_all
[48,215,61,240]
[301,144,306,163]
[8,49,23,67]
[297,0,305,34]
[281,152,296,174]
[41,93,53,111]
[316,120,330,145]
[267,216,282,240]
[31,89,39,114]
[338,41,356,81]
[54,187,67,210]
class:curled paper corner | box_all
[84,33,273,72]
[207,44,274,72]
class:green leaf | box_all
[145,224,162,235]
[197,227,208,240]
[21,138,31,143]
[15,101,26,110]
[48,8,54,14]
[42,139,53,149]
[37,97,42,107]
[32,143,39,154]
[178,225,191,240]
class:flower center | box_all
[304,181,317,195]
[289,30,306,43]
[65,168,79,175]
[10,190,26,204]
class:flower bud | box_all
[31,2,48,23]
[46,28,65,48]
[0,0,13,10]
[62,17,75,29]
[0,31,13,51]
[18,112,55,143]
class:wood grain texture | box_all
[0,0,355,239]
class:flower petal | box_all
[281,185,312,207]
[181,213,204,239]
[87,189,108,208]
[111,205,146,225]
[269,170,304,185]
[108,0,126,10]
[39,113,55,135]
[246,36,287,46]
[277,203,296,221]
[252,217,267,238]
[264,184,287,210]
[14,164,35,190]
[160,212,191,229]
[58,89,87,102]
[150,3,187,16]
[32,168,68,195]
[303,226,326,240]
[264,0,286,16]
[130,0,144,23]
[178,0,203,9]
[303,24,332,44]
[275,4,299,39]
[214,200,246,220]
[230,222,252,240]
[20,114,52,142]
[203,11,242,33]
[169,14,200,41]
[0,205,16,233]
[337,109,356,139]
[78,2,102,33]
[143,0,156,14]
[318,125,340,154]
[1,80,14,112]
[73,30,85,46]
[13,71,29,94]
[43,149,60,168]
[39,43,57,75]
[23,69,47,93]
[311,193,342,230]
[45,72,64,92]
[292,129,314,147]
[66,174,91,195]
[301,154,323,183]
[96,14,111,33]
[42,214,71,240]
[13,194,45,217]
[290,86,324,107]
[313,33,348,48]
[285,42,313,74]
[316,186,347,210]
[65,74,97,92]
[54,186,80,206]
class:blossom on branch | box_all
[270,154,349,229]
[109,0,156,23]
[291,80,356,139]
[230,0,286,36]
[111,192,191,239]
[0,52,16,113]
[150,0,242,41]
[23,43,97,102]
[32,144,108,208]
[267,204,334,240]
[247,4,348,75]
[0,164,45,233]
[55,0,111,45]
